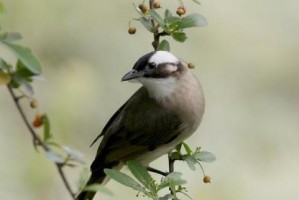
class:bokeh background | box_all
[1,0,299,200]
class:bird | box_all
[76,51,205,200]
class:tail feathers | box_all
[76,171,106,200]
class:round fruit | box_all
[128,27,137,34]
[153,1,161,8]
[203,176,211,183]
[32,114,43,128]
[30,100,38,108]
[187,62,195,69]
[139,3,148,13]
[176,6,186,16]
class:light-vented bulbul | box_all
[76,51,205,200]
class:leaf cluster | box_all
[171,143,216,171]
[104,161,189,200]
[101,144,216,200]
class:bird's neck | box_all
[138,77,177,100]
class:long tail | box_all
[76,170,106,200]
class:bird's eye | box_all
[148,62,156,69]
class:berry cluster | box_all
[128,1,187,35]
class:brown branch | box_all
[147,166,169,176]
[7,85,76,200]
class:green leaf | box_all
[171,32,187,42]
[194,151,216,163]
[182,155,197,171]
[157,40,170,51]
[149,9,165,27]
[164,9,172,19]
[42,115,51,141]
[180,13,207,29]
[9,60,35,93]
[10,73,34,94]
[192,0,201,5]
[182,142,192,155]
[15,60,35,79]
[83,184,113,195]
[175,143,183,152]
[127,161,155,191]
[3,42,42,74]
[166,16,181,24]
[139,17,154,33]
[104,169,147,193]
[0,3,5,31]
[165,172,187,186]
[0,58,11,71]
[0,32,22,42]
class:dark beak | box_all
[121,69,144,81]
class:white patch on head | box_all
[164,64,178,73]
[149,51,179,65]
[137,77,176,100]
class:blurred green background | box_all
[1,0,299,200]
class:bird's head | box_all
[121,51,187,99]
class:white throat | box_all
[137,77,176,100]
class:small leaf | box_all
[166,16,181,24]
[9,60,35,92]
[0,71,11,85]
[0,58,11,71]
[0,32,22,42]
[127,161,155,191]
[175,143,183,152]
[3,42,42,74]
[182,155,197,171]
[45,151,64,164]
[15,60,35,78]
[139,17,154,33]
[42,115,52,141]
[83,184,113,195]
[180,13,207,29]
[104,169,147,193]
[194,151,216,163]
[157,40,170,51]
[182,142,192,155]
[150,9,165,27]
[171,32,187,42]
[164,172,187,186]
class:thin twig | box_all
[7,85,76,200]
[7,85,49,151]
[149,0,159,50]
[57,164,76,198]
[168,155,175,197]
[147,166,169,176]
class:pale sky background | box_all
[1,0,299,200]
